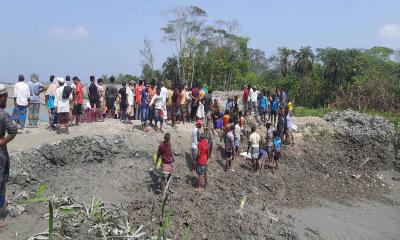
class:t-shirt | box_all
[286,114,293,129]
[160,87,168,106]
[223,114,230,129]
[88,83,98,101]
[118,87,127,103]
[271,98,279,112]
[135,85,144,103]
[234,124,241,137]
[287,101,294,111]
[74,83,83,105]
[14,82,30,106]
[157,142,173,164]
[260,96,268,109]
[249,132,261,148]
[27,80,43,104]
[167,89,174,107]
[225,131,234,152]
[215,118,223,129]
[105,84,118,99]
[126,87,134,105]
[273,137,282,152]
[55,86,72,113]
[151,94,163,110]
[191,88,200,106]
[243,87,248,102]
[140,90,149,108]
[179,90,187,105]
[197,139,209,166]
[251,90,259,103]
[192,128,199,149]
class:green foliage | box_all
[293,107,333,118]
[20,183,49,204]
[183,225,190,240]
[48,200,54,240]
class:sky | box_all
[0,0,399,83]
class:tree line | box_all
[135,6,400,111]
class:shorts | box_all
[90,99,100,109]
[57,112,68,124]
[274,151,281,161]
[234,136,241,147]
[259,149,268,160]
[180,104,187,113]
[72,104,82,116]
[225,150,233,159]
[196,165,208,176]
[161,163,174,178]
[106,98,116,110]
[251,147,259,159]
[191,148,198,161]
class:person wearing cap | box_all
[54,77,72,134]
[191,120,203,171]
[12,74,30,129]
[156,133,174,193]
[195,132,209,190]
[45,76,58,130]
[27,73,44,128]
[0,84,18,228]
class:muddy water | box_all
[285,170,400,240]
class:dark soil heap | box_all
[325,110,399,171]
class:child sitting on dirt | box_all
[195,133,209,190]
[272,130,284,170]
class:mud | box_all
[1,110,400,239]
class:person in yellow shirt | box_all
[287,99,294,114]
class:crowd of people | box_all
[2,74,296,226]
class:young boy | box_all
[224,125,235,171]
[234,120,241,156]
[156,133,174,193]
[270,95,279,125]
[248,126,261,174]
[284,110,294,145]
[195,133,209,190]
[259,91,268,122]
[272,131,284,170]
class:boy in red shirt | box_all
[156,133,174,193]
[195,132,209,190]
[72,77,83,125]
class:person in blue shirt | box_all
[270,95,279,125]
[27,74,44,128]
[272,130,285,170]
[259,91,268,123]
[140,84,150,132]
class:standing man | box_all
[135,80,144,120]
[72,77,83,126]
[88,76,100,121]
[140,84,150,131]
[148,81,157,126]
[97,78,105,121]
[189,83,201,122]
[126,81,135,123]
[248,126,261,174]
[12,75,30,129]
[27,73,44,128]
[191,120,202,171]
[242,85,249,116]
[45,75,58,130]
[54,77,72,134]
[118,82,128,123]
[280,87,287,107]
[156,133,174,194]
[195,132,209,190]
[160,82,168,122]
[0,84,18,228]
[105,76,118,119]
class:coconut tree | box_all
[294,46,315,105]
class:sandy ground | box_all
[0,116,399,239]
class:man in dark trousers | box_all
[0,84,18,228]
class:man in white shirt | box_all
[12,74,30,129]
[54,77,72,134]
[160,82,168,120]
[191,120,202,171]
[251,87,258,116]
[126,81,135,123]
[248,126,261,173]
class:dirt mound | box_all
[325,110,399,171]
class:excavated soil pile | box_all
[325,110,399,171]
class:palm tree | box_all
[295,46,314,105]
[278,47,296,77]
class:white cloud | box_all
[50,25,89,41]
[378,23,400,40]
